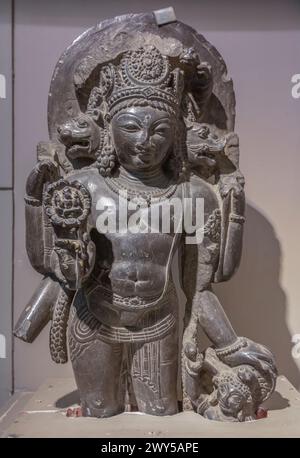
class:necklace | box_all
[105,176,177,205]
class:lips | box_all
[135,146,152,154]
[137,152,153,163]
[134,146,153,162]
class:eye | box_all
[120,123,141,132]
[198,126,210,139]
[154,129,167,136]
[153,124,171,136]
[77,119,88,128]
[153,131,163,137]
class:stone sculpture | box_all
[14,10,277,421]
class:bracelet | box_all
[229,213,245,224]
[215,337,247,358]
[24,195,41,207]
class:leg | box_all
[68,296,125,417]
[129,326,179,416]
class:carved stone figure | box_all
[14,11,277,421]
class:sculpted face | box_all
[217,383,246,415]
[57,114,100,161]
[110,106,174,172]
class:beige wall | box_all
[13,0,300,391]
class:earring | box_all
[96,128,117,177]
[172,125,189,180]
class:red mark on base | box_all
[255,407,268,419]
[66,406,82,417]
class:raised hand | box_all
[219,172,245,198]
[26,160,59,201]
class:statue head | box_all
[57,113,102,167]
[186,122,225,170]
[110,106,175,173]
[87,46,196,178]
[214,371,253,420]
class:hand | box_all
[54,234,95,288]
[219,173,245,199]
[218,337,277,377]
[26,160,59,201]
[184,341,203,376]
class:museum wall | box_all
[0,0,13,408]
[12,0,300,392]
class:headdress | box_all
[87,46,186,119]
[85,45,211,177]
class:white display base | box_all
[0,376,299,438]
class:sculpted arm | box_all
[216,132,246,281]
[25,160,59,274]
[215,186,245,282]
[183,244,238,353]
[46,178,96,291]
[182,202,276,419]
[183,184,275,371]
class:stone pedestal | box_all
[0,376,299,438]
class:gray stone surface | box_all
[14,13,277,421]
[12,0,300,398]
[0,376,299,438]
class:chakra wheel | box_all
[44,179,91,228]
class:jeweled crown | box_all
[88,46,186,118]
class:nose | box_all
[58,128,72,140]
[139,128,150,145]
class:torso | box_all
[67,168,220,326]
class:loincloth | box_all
[68,282,178,354]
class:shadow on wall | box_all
[214,203,300,389]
